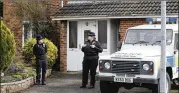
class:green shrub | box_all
[11,74,23,80]
[0,20,16,72]
[27,69,36,77]
[24,66,36,77]
[23,38,58,69]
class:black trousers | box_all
[82,57,98,86]
[36,59,47,83]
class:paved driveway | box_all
[21,72,178,93]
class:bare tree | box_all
[13,0,55,35]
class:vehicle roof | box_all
[128,24,178,32]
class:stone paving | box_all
[21,72,179,93]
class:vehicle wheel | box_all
[152,73,171,93]
[100,81,120,93]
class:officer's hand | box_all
[91,45,95,48]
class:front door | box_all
[78,21,97,71]
[67,20,97,71]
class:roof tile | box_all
[54,1,179,17]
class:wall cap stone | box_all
[0,77,34,86]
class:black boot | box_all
[80,85,86,88]
[35,81,40,85]
[42,81,46,85]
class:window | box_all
[22,22,33,47]
[84,30,91,42]
[125,29,173,45]
[174,33,178,50]
[23,22,32,42]
[98,20,107,49]
[69,21,77,48]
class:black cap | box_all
[36,34,43,40]
[87,31,95,36]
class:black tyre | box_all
[100,81,120,93]
[152,73,171,93]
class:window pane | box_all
[98,20,107,49]
[69,21,77,48]
[84,30,91,42]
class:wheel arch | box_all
[166,66,173,79]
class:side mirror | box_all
[117,42,122,51]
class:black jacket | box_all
[33,43,47,60]
[81,40,103,57]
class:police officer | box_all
[33,34,47,85]
[80,31,103,89]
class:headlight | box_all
[143,64,149,71]
[104,62,111,70]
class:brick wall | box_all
[51,0,68,72]
[55,20,67,72]
[3,0,22,53]
[60,21,67,72]
[119,18,148,41]
[50,0,68,16]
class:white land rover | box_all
[96,24,178,93]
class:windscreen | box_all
[124,29,173,45]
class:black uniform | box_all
[33,42,47,85]
[81,39,103,88]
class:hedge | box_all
[0,20,16,72]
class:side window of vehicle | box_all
[174,33,178,50]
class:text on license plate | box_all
[114,77,133,83]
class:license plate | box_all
[114,77,133,83]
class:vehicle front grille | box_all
[111,61,140,74]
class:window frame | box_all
[68,21,78,49]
